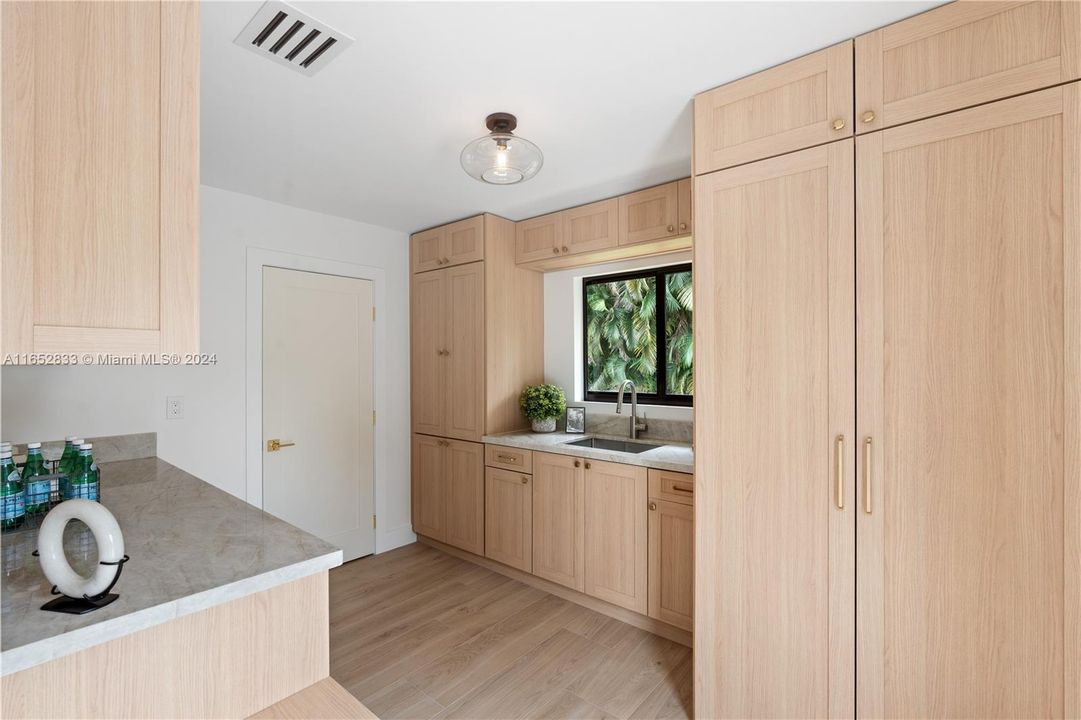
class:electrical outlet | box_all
[166,396,184,420]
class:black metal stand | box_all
[38,554,129,615]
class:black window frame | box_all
[582,263,693,408]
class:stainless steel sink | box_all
[564,437,660,454]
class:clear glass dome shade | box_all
[460,131,543,185]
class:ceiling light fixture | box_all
[460,113,543,185]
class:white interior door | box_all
[263,266,375,561]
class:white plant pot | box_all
[531,417,557,433]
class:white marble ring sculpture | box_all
[37,500,125,598]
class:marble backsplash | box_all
[7,433,156,463]
[581,411,693,444]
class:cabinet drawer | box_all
[648,469,694,506]
[485,444,533,474]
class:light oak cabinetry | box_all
[484,466,532,573]
[1,1,199,361]
[855,84,1079,720]
[582,459,648,614]
[855,1,1081,133]
[647,469,694,632]
[694,141,855,719]
[531,452,585,592]
[514,180,692,271]
[693,2,1080,716]
[411,434,483,554]
[410,216,484,273]
[694,41,853,174]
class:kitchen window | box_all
[582,263,693,406]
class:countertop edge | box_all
[481,433,694,474]
[0,548,342,678]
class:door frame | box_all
[245,247,389,550]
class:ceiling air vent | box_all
[234,1,353,77]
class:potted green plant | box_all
[520,384,567,433]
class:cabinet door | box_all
[411,434,446,542]
[856,86,1078,720]
[411,227,445,274]
[561,199,619,256]
[2,1,199,359]
[855,1,1081,133]
[485,467,532,572]
[676,178,692,236]
[444,262,485,441]
[583,459,648,614]
[532,452,585,591]
[444,440,484,555]
[410,270,446,436]
[515,212,563,264]
[694,41,852,174]
[694,140,855,719]
[648,498,693,631]
[618,182,679,246]
[444,216,485,267]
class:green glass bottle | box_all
[67,443,99,502]
[1,449,25,529]
[22,442,51,514]
[58,437,81,499]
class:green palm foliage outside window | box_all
[583,263,693,405]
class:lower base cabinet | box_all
[411,434,483,554]
[484,467,532,572]
[582,459,648,614]
[532,452,586,592]
[647,499,693,631]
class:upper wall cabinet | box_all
[855,1,1081,133]
[562,199,619,256]
[1,1,199,361]
[694,41,853,175]
[515,212,564,264]
[618,180,692,246]
[411,216,485,273]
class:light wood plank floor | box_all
[330,543,692,720]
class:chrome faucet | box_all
[615,379,648,439]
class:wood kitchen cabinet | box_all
[515,212,563,264]
[484,467,532,572]
[582,459,648,614]
[618,181,683,246]
[855,1,1080,133]
[647,498,693,632]
[410,214,543,443]
[855,85,1079,719]
[411,434,483,554]
[694,41,853,175]
[693,140,855,718]
[410,216,484,273]
[531,452,585,592]
[1,1,199,361]
[561,199,619,256]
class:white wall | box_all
[1,186,415,552]
[543,250,693,422]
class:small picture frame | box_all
[565,407,586,434]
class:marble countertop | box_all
[0,457,341,676]
[482,431,694,473]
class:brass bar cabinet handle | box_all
[835,434,845,510]
[863,437,873,514]
[672,483,693,495]
[497,454,516,462]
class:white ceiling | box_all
[201,1,943,233]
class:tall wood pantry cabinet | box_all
[1,1,199,361]
[693,2,1080,718]
[410,214,543,553]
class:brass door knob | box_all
[861,110,876,123]
[266,439,295,452]
[562,246,569,252]
[521,476,529,484]
[679,222,687,232]
[648,502,657,511]
[573,460,580,468]
[832,118,846,130]
[666,225,675,233]
[552,247,560,254]
[584,462,591,470]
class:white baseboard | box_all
[376,525,417,554]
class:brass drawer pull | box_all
[672,483,693,495]
[863,437,873,514]
[861,110,876,124]
[497,454,517,463]
[832,118,845,130]
[648,501,657,511]
[835,434,845,510]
